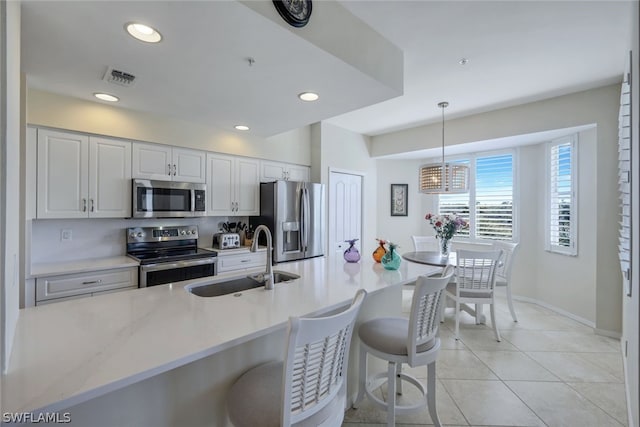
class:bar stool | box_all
[353,268,453,427]
[227,289,366,427]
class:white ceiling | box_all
[330,0,633,135]
[21,0,633,140]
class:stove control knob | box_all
[129,233,137,239]
[190,229,196,235]
[181,230,186,235]
[136,232,143,238]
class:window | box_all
[438,152,515,241]
[545,135,577,255]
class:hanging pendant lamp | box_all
[418,101,469,194]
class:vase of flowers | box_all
[381,241,401,270]
[343,239,361,263]
[425,213,468,257]
[372,238,387,263]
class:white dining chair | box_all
[492,241,520,322]
[353,269,453,427]
[444,249,503,342]
[411,235,439,252]
[227,289,366,427]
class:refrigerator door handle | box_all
[302,187,310,253]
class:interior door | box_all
[329,171,363,254]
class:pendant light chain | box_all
[439,102,448,186]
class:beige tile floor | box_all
[343,289,628,427]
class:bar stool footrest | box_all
[364,371,427,414]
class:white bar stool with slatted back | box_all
[352,268,453,427]
[227,289,367,427]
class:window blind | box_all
[438,154,514,241]
[476,154,513,240]
[618,53,632,296]
[547,136,577,255]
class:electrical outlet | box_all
[61,229,73,241]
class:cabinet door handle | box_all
[82,198,87,212]
[173,164,177,176]
[167,164,171,175]
[90,199,95,212]
[82,279,102,285]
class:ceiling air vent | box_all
[103,67,136,87]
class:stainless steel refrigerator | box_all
[250,181,325,263]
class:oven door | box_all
[133,179,205,218]
[139,257,217,287]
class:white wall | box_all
[373,85,621,333]
[26,89,311,166]
[312,122,377,254]
[2,0,21,374]
[375,159,426,252]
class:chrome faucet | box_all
[250,225,274,290]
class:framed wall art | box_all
[390,183,408,216]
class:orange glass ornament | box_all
[372,239,387,263]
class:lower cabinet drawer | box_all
[217,252,267,273]
[36,268,138,302]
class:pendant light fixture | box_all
[418,101,469,194]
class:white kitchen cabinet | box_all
[132,142,205,183]
[207,153,260,216]
[36,129,131,219]
[260,160,310,182]
[216,250,267,274]
[35,267,138,305]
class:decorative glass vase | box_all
[439,237,450,258]
[381,243,401,270]
[372,240,387,263]
[343,239,361,263]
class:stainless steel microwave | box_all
[132,179,206,218]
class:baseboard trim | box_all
[594,328,622,339]
[512,295,596,329]
[621,339,635,427]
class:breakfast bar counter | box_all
[4,255,439,423]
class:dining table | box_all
[402,251,452,267]
[402,250,487,324]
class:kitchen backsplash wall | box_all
[29,216,244,264]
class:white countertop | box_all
[4,255,439,414]
[30,256,140,278]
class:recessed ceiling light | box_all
[234,125,250,131]
[125,22,162,43]
[94,93,119,102]
[298,92,319,102]
[459,58,469,65]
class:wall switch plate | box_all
[61,229,73,241]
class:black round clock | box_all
[272,0,312,28]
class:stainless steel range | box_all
[127,225,217,287]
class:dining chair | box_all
[411,235,438,252]
[353,270,453,427]
[227,289,366,427]
[491,241,520,322]
[444,249,503,342]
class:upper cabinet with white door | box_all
[207,153,260,216]
[36,129,131,219]
[132,142,205,183]
[260,160,310,182]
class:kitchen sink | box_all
[187,271,300,297]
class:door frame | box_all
[328,167,365,255]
